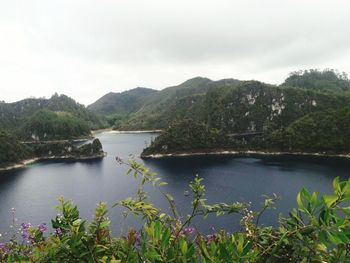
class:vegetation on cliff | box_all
[0,137,104,168]
[141,70,350,156]
[0,93,107,134]
[28,138,104,159]
[89,77,241,130]
[0,131,32,167]
[87,87,157,116]
[282,69,350,93]
[142,119,228,155]
[89,69,350,132]
[267,107,350,153]
[142,107,350,156]
[19,110,91,141]
[0,160,349,262]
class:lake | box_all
[0,132,350,236]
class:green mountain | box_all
[122,77,241,130]
[142,70,350,156]
[266,107,350,153]
[205,81,350,133]
[89,77,241,130]
[87,87,157,115]
[281,69,350,93]
[0,93,107,134]
[20,110,91,141]
[0,131,32,167]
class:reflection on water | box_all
[0,132,349,235]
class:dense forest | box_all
[0,93,107,134]
[89,69,350,133]
[20,110,91,141]
[140,69,350,156]
[0,131,104,168]
[282,69,350,93]
[0,131,32,167]
[89,77,241,130]
[268,107,350,152]
[0,94,107,167]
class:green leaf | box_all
[323,194,338,208]
[180,239,188,255]
[145,249,162,261]
[161,228,171,248]
[333,177,341,195]
[296,191,305,211]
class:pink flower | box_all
[183,227,195,236]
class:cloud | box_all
[0,0,350,105]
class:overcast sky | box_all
[1,0,350,105]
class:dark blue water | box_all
[0,132,349,237]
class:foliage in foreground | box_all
[0,159,350,262]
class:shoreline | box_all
[0,158,40,171]
[108,129,162,134]
[91,128,162,135]
[0,152,107,172]
[141,150,350,160]
[91,128,113,135]
[21,137,93,144]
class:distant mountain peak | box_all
[179,77,212,87]
[87,87,157,115]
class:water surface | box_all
[0,132,349,236]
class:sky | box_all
[1,0,350,105]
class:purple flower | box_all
[38,223,47,233]
[21,223,32,240]
[21,223,31,230]
[54,228,62,236]
[135,232,141,246]
[0,242,9,254]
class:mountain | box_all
[0,131,32,167]
[141,72,350,156]
[269,107,350,152]
[281,69,350,93]
[205,81,350,133]
[0,93,107,133]
[87,87,157,115]
[19,110,91,141]
[91,71,350,132]
[88,77,241,130]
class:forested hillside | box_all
[142,69,350,156]
[0,94,107,137]
[89,77,241,130]
[205,81,350,133]
[267,107,350,152]
[0,133,104,168]
[87,87,157,115]
[282,69,350,93]
[19,110,91,141]
[0,131,32,167]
